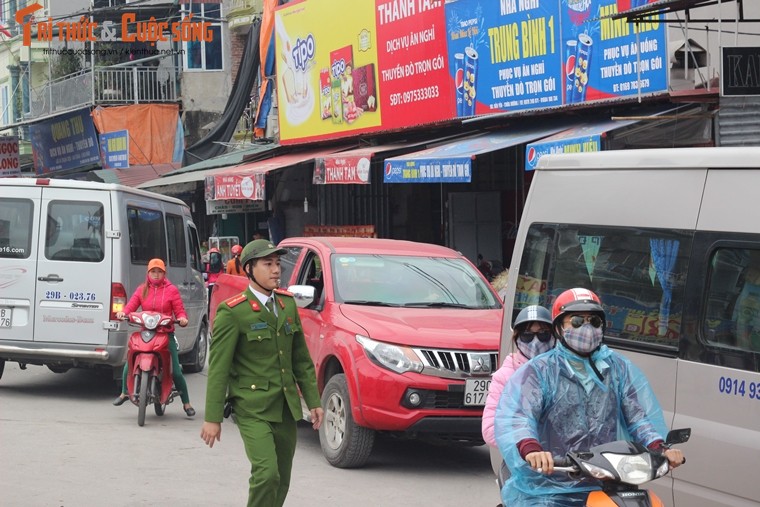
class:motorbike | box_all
[551,428,690,507]
[123,311,180,427]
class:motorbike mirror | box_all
[203,272,208,281]
[665,428,691,445]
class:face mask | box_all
[517,336,554,359]
[148,276,163,286]
[563,323,603,355]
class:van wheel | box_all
[47,365,71,374]
[319,374,375,468]
[184,322,208,373]
[0,359,5,380]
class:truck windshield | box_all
[332,254,501,309]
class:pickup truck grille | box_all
[415,348,498,380]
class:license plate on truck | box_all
[464,378,491,406]
[0,307,11,327]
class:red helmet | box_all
[208,248,220,254]
[551,288,605,328]
[231,244,243,255]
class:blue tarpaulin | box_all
[384,125,569,183]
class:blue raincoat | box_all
[494,343,668,506]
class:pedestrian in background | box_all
[226,244,245,276]
[201,239,323,507]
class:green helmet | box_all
[240,239,288,267]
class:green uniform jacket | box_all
[205,288,321,423]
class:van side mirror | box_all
[665,428,691,445]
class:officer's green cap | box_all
[241,239,288,265]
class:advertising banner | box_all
[205,173,266,201]
[446,0,563,114]
[313,156,371,184]
[30,108,101,174]
[561,0,667,103]
[615,0,660,13]
[524,117,638,170]
[99,130,129,169]
[445,0,667,115]
[0,136,20,177]
[275,0,453,144]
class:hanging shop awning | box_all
[524,118,638,171]
[206,145,353,201]
[90,163,181,188]
[313,141,444,185]
[383,126,570,183]
[524,105,713,170]
[137,143,281,194]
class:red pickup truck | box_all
[209,237,503,468]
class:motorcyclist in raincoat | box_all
[494,288,685,506]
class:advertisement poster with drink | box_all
[561,0,667,104]
[275,0,453,144]
[445,0,563,115]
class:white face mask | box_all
[563,323,603,355]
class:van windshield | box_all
[332,254,501,309]
[515,224,692,348]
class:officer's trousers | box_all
[236,405,297,507]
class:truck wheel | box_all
[319,374,375,468]
[183,322,208,373]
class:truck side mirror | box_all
[288,285,316,308]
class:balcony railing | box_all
[29,65,179,120]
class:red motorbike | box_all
[123,311,180,426]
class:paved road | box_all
[0,363,502,506]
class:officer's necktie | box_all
[265,297,274,314]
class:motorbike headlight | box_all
[356,335,424,374]
[655,459,670,478]
[602,452,653,485]
[580,462,616,480]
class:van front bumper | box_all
[0,344,110,361]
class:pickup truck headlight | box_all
[356,335,424,374]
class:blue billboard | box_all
[99,130,130,169]
[30,108,101,174]
[444,0,668,116]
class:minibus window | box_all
[0,199,33,259]
[166,214,187,266]
[45,201,104,262]
[704,248,760,355]
[127,206,167,263]
[516,223,692,347]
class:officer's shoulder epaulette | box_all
[274,288,293,297]
[225,293,248,308]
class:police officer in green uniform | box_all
[200,239,323,507]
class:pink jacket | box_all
[482,352,528,447]
[123,278,187,333]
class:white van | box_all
[0,178,209,382]
[494,147,760,506]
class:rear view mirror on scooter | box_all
[666,428,691,446]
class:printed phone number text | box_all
[388,86,440,106]
[718,376,760,400]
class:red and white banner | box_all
[313,156,371,184]
[0,136,20,177]
[205,173,266,201]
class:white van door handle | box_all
[39,274,64,282]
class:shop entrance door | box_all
[448,191,502,271]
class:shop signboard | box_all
[614,0,660,13]
[0,136,20,177]
[206,199,265,215]
[313,156,371,184]
[524,117,637,170]
[721,47,760,96]
[205,173,266,201]
[445,0,667,115]
[99,130,129,169]
[275,0,453,144]
[30,108,101,174]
